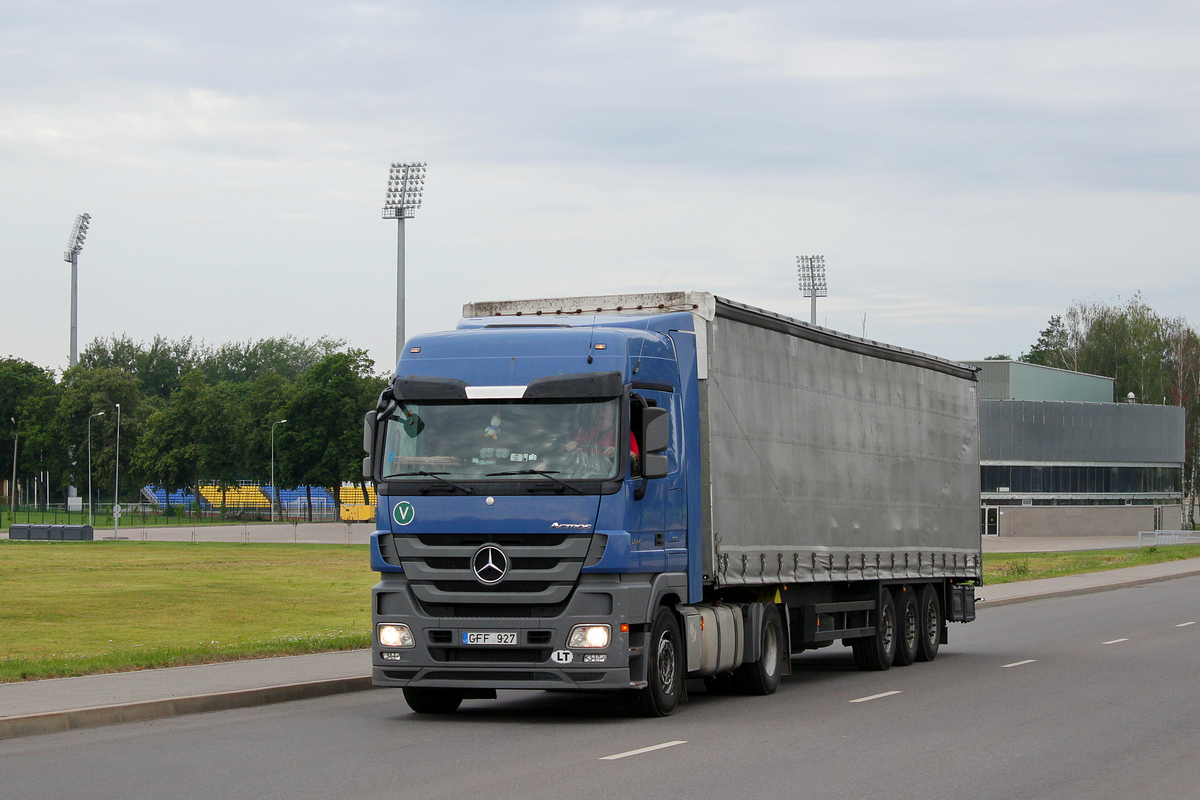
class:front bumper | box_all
[371,573,652,691]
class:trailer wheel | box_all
[402,687,464,714]
[731,603,783,695]
[851,588,896,671]
[916,584,941,662]
[894,586,919,667]
[626,606,682,717]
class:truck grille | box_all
[380,532,594,606]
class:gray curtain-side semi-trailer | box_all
[366,291,982,716]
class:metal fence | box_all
[1138,530,1200,546]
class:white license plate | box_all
[461,631,518,646]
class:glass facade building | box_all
[965,361,1186,536]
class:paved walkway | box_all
[4,552,1200,740]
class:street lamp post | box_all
[271,418,288,522]
[88,411,105,528]
[9,418,16,522]
[64,214,91,368]
[797,255,828,326]
[382,162,426,366]
[113,403,121,539]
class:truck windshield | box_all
[380,398,621,482]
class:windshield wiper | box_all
[486,469,585,494]
[383,471,475,494]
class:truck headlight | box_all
[567,624,611,649]
[377,623,415,649]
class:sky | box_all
[3,1,1199,376]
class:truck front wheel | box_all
[403,686,464,714]
[627,606,682,717]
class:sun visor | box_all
[390,375,470,401]
[523,371,623,400]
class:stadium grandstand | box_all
[141,481,375,521]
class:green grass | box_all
[0,539,375,682]
[4,538,1199,684]
[982,544,1200,584]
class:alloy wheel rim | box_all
[657,632,676,690]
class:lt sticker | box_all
[551,650,574,664]
[393,501,415,526]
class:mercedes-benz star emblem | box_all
[472,545,509,585]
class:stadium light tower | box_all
[64,214,92,368]
[797,255,827,326]
[382,162,426,366]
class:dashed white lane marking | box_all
[850,690,902,703]
[1177,622,1197,628]
[1102,638,1129,645]
[600,741,687,760]
[1001,659,1037,668]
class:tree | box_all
[54,365,145,503]
[1022,296,1172,402]
[275,350,384,521]
[1021,315,1071,369]
[200,335,345,384]
[195,380,250,516]
[235,373,288,484]
[80,334,199,400]
[134,370,208,514]
[0,359,58,506]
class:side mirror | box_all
[362,411,376,479]
[642,407,669,454]
[642,453,668,480]
[640,406,670,481]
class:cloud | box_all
[2,1,1200,374]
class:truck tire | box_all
[731,603,783,695]
[894,586,919,667]
[916,584,941,662]
[850,588,896,671]
[403,686,464,714]
[627,606,683,717]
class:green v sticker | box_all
[393,501,415,526]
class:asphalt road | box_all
[3,576,1198,800]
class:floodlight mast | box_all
[64,213,91,368]
[382,162,426,366]
[797,255,828,326]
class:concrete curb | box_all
[976,564,1200,608]
[0,676,374,742]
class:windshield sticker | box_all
[393,501,415,526]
